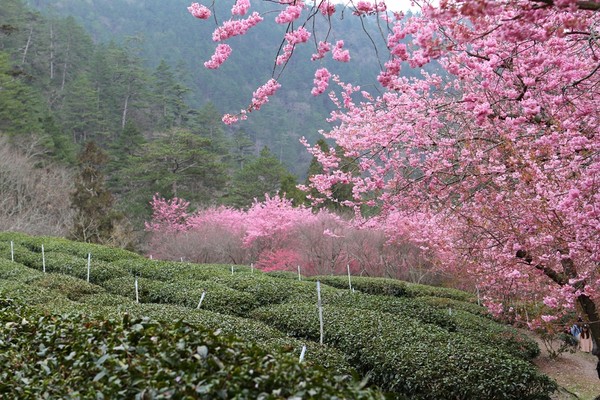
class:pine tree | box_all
[70,141,118,243]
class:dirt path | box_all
[531,335,600,400]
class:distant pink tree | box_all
[188,0,600,353]
[145,195,191,233]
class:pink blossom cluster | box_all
[276,27,311,65]
[332,40,350,62]
[318,0,335,16]
[250,79,281,111]
[145,195,191,233]
[311,67,331,96]
[204,44,232,69]
[188,0,600,330]
[188,2,211,19]
[212,12,263,41]
[146,193,436,278]
[275,4,304,24]
[311,41,331,61]
[231,0,251,16]
[353,1,386,16]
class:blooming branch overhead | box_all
[188,0,600,350]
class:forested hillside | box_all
[25,0,403,171]
[0,0,333,241]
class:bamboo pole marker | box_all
[317,280,324,345]
[251,263,254,274]
[476,286,481,306]
[299,345,307,363]
[87,253,91,283]
[181,257,183,262]
[297,265,301,281]
[197,290,206,309]
[231,265,234,275]
[42,244,46,273]
[347,264,352,291]
[135,277,139,303]
[10,241,14,262]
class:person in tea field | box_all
[579,324,593,353]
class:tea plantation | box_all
[0,232,557,399]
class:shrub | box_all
[0,258,44,283]
[310,275,475,303]
[0,233,141,262]
[251,302,556,400]
[0,299,384,399]
[101,276,259,317]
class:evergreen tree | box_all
[151,59,189,129]
[70,141,118,243]
[126,128,228,206]
[0,51,43,135]
[226,146,293,208]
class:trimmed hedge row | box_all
[2,244,129,283]
[325,293,539,360]
[0,232,142,262]
[0,299,383,399]
[102,276,259,317]
[310,275,475,302]
[251,302,556,400]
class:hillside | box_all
[0,232,557,399]
[24,0,389,174]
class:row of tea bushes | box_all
[0,232,141,262]
[4,242,129,284]
[310,275,474,302]
[0,263,354,377]
[251,302,556,399]
[0,233,555,399]
[0,299,383,399]
[324,293,539,360]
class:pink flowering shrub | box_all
[145,193,437,281]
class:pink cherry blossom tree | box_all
[187,0,600,354]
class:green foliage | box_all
[252,303,556,399]
[70,141,120,244]
[0,232,142,261]
[0,232,556,399]
[311,275,475,302]
[0,51,44,135]
[124,128,228,206]
[0,299,383,399]
[226,146,295,208]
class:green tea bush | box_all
[102,276,259,316]
[326,292,459,332]
[404,281,475,302]
[310,275,475,302]
[0,258,44,283]
[324,293,538,360]
[0,233,141,262]
[132,303,353,375]
[0,279,79,311]
[79,292,137,307]
[29,273,106,301]
[3,244,129,283]
[418,295,489,316]
[449,309,540,360]
[251,303,556,400]
[0,299,384,399]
